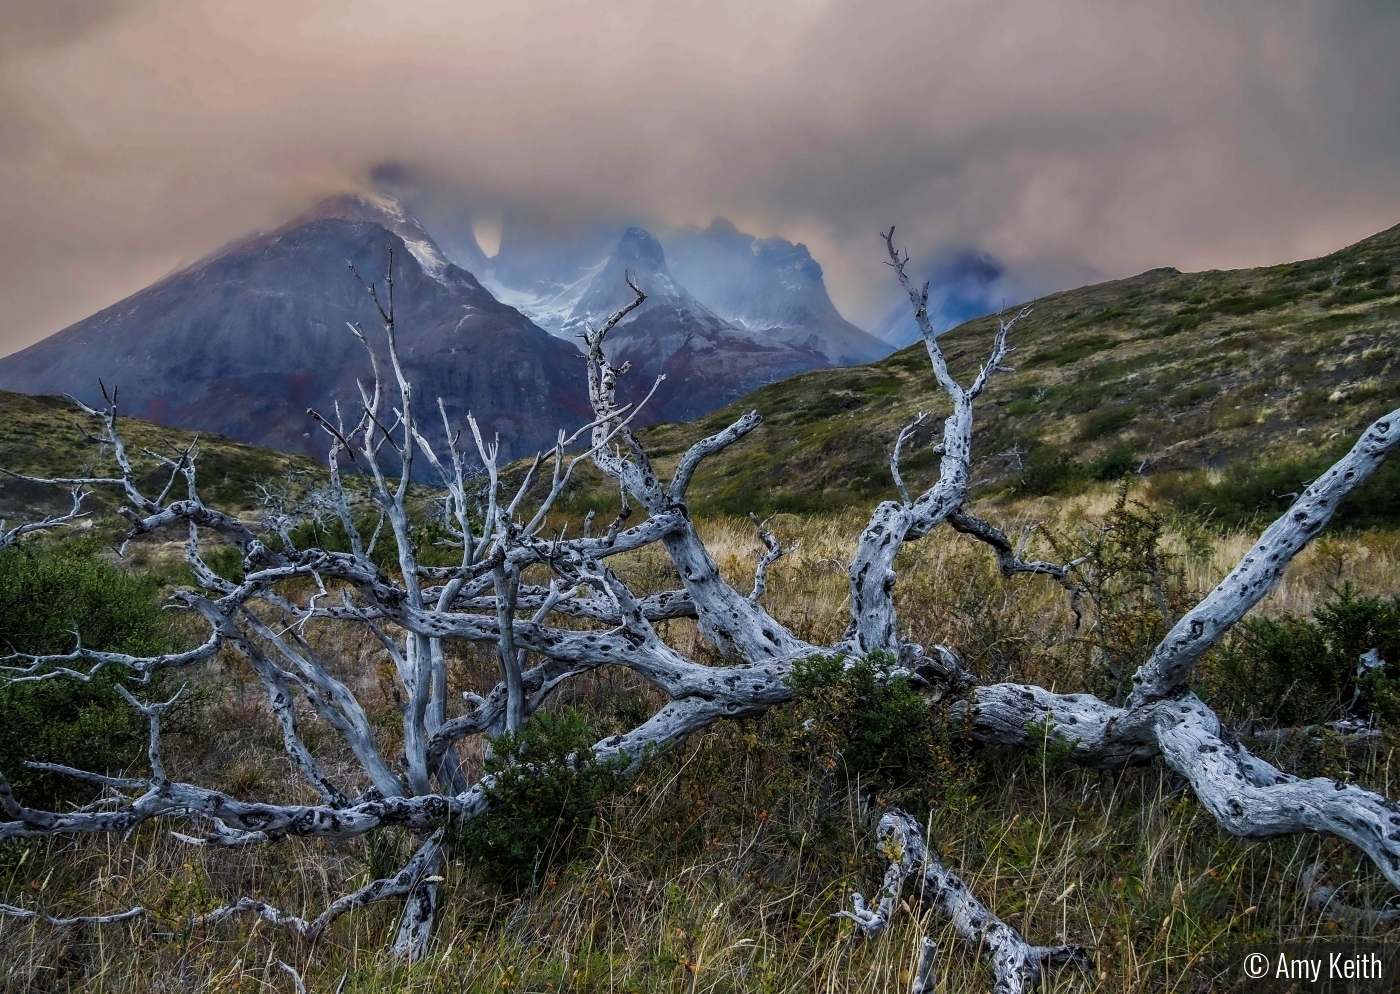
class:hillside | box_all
[578,220,1400,526]
[7,221,1400,539]
[0,390,316,529]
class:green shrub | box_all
[452,708,630,887]
[1030,334,1116,367]
[1019,445,1087,496]
[1087,445,1138,482]
[1293,387,1330,419]
[1201,289,1303,317]
[0,538,183,805]
[1054,485,1195,705]
[1201,586,1400,728]
[1158,313,1201,337]
[785,653,972,810]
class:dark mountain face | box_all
[0,195,592,465]
[871,249,1007,347]
[561,228,830,424]
[667,220,893,366]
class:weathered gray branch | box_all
[844,809,1091,994]
[0,486,91,549]
[198,829,444,947]
[0,903,148,927]
[1129,410,1400,706]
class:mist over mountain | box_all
[472,213,889,420]
[666,220,892,365]
[544,227,830,424]
[872,250,1009,347]
[0,194,591,463]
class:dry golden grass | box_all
[4,488,1400,993]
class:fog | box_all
[1,0,1397,353]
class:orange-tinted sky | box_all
[2,0,1398,353]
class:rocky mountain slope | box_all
[0,195,592,463]
[665,220,892,365]
[7,220,1400,538]
[479,218,889,381]
[548,227,834,423]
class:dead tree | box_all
[2,237,1399,985]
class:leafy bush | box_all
[1019,445,1087,496]
[1052,485,1195,705]
[1086,445,1138,482]
[785,653,972,810]
[1201,586,1400,728]
[1157,313,1201,337]
[0,538,183,804]
[1008,441,1141,496]
[1030,334,1116,367]
[1200,289,1303,317]
[452,708,630,887]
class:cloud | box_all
[1,0,1398,354]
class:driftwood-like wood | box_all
[840,810,1092,994]
[3,237,1400,976]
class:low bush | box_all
[1019,444,1087,496]
[1149,450,1400,531]
[0,538,186,805]
[785,652,974,811]
[1052,485,1196,705]
[1201,585,1400,728]
[1086,445,1138,481]
[1157,313,1201,337]
[1076,404,1138,441]
[452,707,631,887]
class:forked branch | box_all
[843,810,1092,994]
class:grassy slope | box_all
[580,221,1400,518]
[0,390,318,525]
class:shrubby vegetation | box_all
[785,652,975,813]
[1202,585,1400,729]
[0,538,186,805]
[1151,450,1400,531]
[453,708,631,887]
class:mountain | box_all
[0,194,592,464]
[479,224,840,423]
[666,220,893,365]
[549,220,1400,525]
[478,217,889,384]
[539,227,832,424]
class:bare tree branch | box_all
[844,810,1092,994]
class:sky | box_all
[2,0,1399,355]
